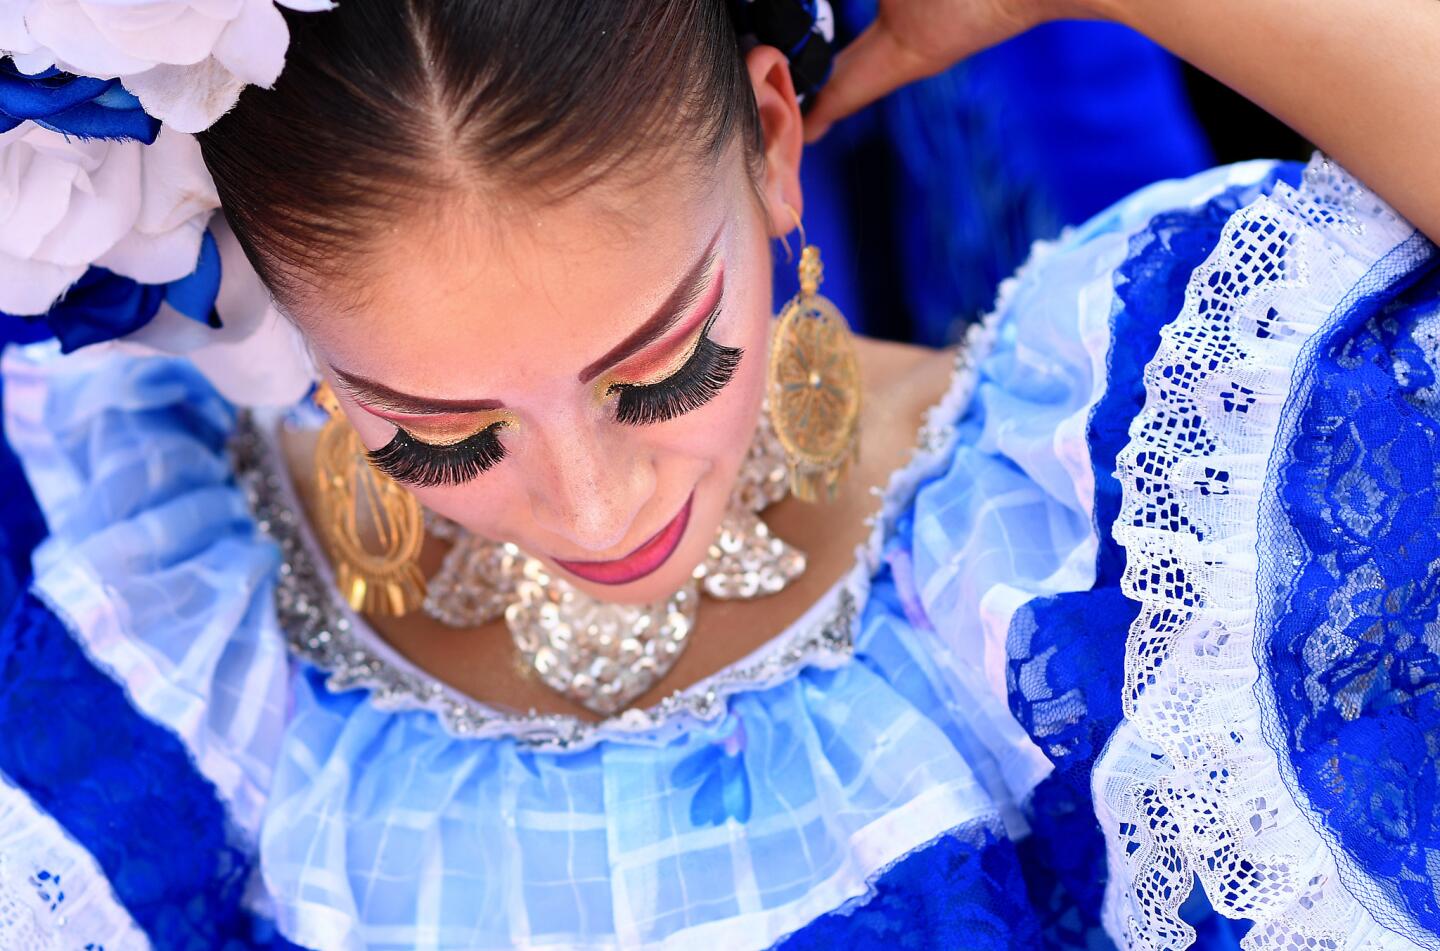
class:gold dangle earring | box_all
[767,205,862,502]
[313,382,428,616]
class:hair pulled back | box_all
[198,0,762,302]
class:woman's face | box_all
[291,145,791,606]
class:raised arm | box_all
[805,0,1440,243]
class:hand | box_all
[803,0,1101,142]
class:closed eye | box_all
[367,422,508,487]
[607,306,741,426]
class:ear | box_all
[746,44,804,240]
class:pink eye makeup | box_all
[600,269,743,426]
[605,305,742,425]
[601,267,727,387]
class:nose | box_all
[523,412,654,556]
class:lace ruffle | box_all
[1,342,292,843]
[1101,155,1432,949]
[1005,161,1300,950]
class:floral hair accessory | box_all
[0,124,216,316]
[0,1,327,405]
[0,0,335,133]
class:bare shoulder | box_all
[852,334,956,486]
[854,334,954,397]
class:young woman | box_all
[0,0,1436,948]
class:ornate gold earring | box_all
[767,206,862,502]
[313,382,427,616]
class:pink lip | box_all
[552,494,694,586]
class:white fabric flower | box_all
[109,215,316,407]
[0,123,218,315]
[0,0,334,133]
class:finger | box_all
[803,22,935,142]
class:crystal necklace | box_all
[420,409,807,715]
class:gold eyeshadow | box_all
[395,410,518,447]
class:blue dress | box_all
[1,155,1436,951]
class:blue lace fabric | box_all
[1263,236,1440,942]
[0,592,303,951]
[1006,163,1303,950]
[775,823,1040,950]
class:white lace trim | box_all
[1100,155,1430,950]
[0,774,149,950]
[241,314,1000,752]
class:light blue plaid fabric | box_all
[0,160,1284,950]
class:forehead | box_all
[292,158,747,398]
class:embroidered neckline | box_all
[232,317,997,751]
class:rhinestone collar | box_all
[232,316,995,752]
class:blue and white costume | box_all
[2,155,1438,951]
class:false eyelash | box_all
[609,316,742,426]
[367,423,508,487]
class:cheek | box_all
[402,460,534,539]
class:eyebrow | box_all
[332,226,724,415]
[331,367,507,415]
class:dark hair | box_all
[198,0,763,304]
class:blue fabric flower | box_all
[4,230,223,354]
[0,59,159,143]
[164,228,224,326]
[671,715,753,826]
[18,267,165,354]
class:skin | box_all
[279,47,956,718]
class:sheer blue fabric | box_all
[1263,238,1440,943]
[261,546,1046,949]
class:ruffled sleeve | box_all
[1098,158,1440,949]
[890,158,1314,949]
[901,160,1290,711]
[1,342,291,840]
